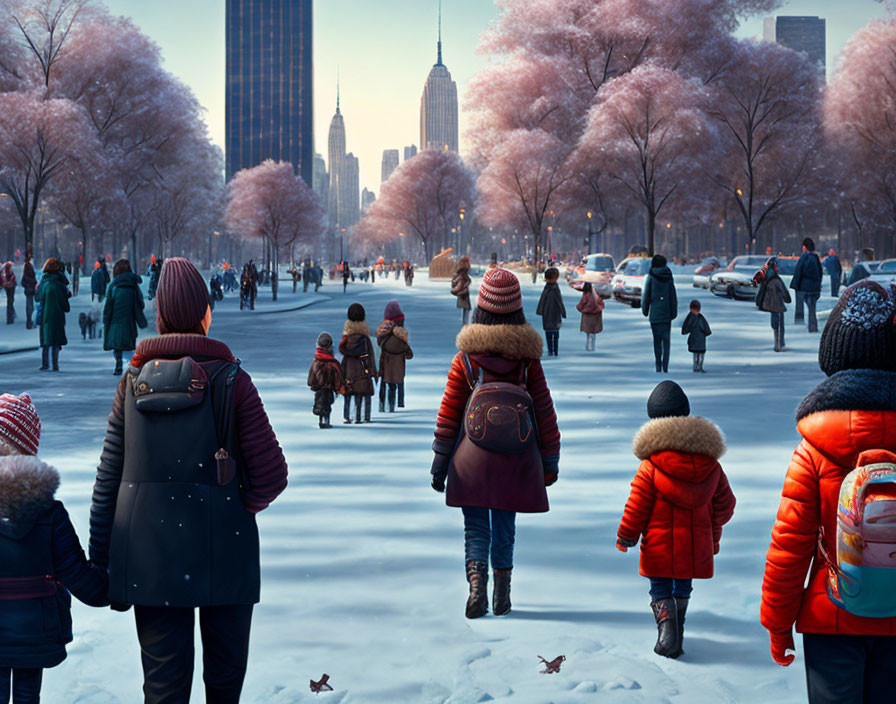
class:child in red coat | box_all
[617,381,736,659]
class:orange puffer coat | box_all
[617,416,735,579]
[761,369,896,638]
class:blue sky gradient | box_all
[101,0,889,191]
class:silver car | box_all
[709,256,797,300]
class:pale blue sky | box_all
[101,0,888,191]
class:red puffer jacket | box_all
[761,369,896,640]
[617,415,735,579]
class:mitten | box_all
[616,536,638,552]
[769,631,795,666]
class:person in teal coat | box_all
[36,258,70,372]
[103,259,147,375]
[641,254,678,373]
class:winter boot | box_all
[465,561,489,619]
[651,598,680,659]
[355,397,363,424]
[322,414,331,429]
[674,597,689,657]
[364,397,372,423]
[493,568,512,616]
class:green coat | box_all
[103,272,146,352]
[641,266,678,324]
[37,273,70,347]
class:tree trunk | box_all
[271,241,279,302]
[647,208,656,256]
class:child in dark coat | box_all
[307,333,343,428]
[0,393,109,703]
[681,300,711,373]
[617,382,735,660]
[536,267,566,357]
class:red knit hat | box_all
[384,300,404,322]
[477,268,522,314]
[156,258,210,334]
[0,393,40,455]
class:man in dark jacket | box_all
[90,257,110,303]
[642,254,678,373]
[21,259,37,329]
[536,267,567,356]
[847,248,875,286]
[790,238,824,332]
[823,249,843,298]
[89,257,289,704]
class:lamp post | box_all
[586,211,593,254]
[458,208,465,256]
[208,230,219,269]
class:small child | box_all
[576,282,605,351]
[616,381,736,659]
[0,393,109,701]
[536,267,566,356]
[307,333,343,429]
[681,300,711,372]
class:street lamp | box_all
[458,208,465,255]
[586,211,593,254]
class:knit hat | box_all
[477,268,522,314]
[156,258,209,334]
[647,381,690,419]
[0,393,40,455]
[317,332,333,350]
[347,303,366,322]
[651,254,667,269]
[819,280,896,377]
[384,300,404,322]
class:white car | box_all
[611,256,652,307]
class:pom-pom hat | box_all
[819,280,896,376]
[0,393,40,455]
[477,268,522,314]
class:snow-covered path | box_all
[0,274,834,703]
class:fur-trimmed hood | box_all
[0,455,59,539]
[633,416,726,463]
[456,323,543,360]
[377,320,408,343]
[343,320,370,338]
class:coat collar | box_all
[796,370,896,421]
[456,323,543,360]
[343,320,370,337]
[633,416,726,461]
[130,334,235,369]
[0,455,59,538]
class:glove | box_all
[543,457,559,485]
[714,543,720,555]
[616,536,638,552]
[431,452,449,493]
[769,631,795,666]
[544,473,558,487]
[110,601,132,613]
[431,474,446,492]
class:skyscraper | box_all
[381,149,400,184]
[773,16,826,70]
[327,90,347,230]
[344,153,360,227]
[404,145,418,162]
[312,153,328,212]
[225,0,313,183]
[361,187,376,214]
[420,1,459,153]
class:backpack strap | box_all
[208,360,240,455]
[461,353,478,391]
[816,526,855,588]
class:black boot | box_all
[674,597,689,657]
[651,598,680,659]
[493,567,512,616]
[465,561,488,619]
[364,397,372,423]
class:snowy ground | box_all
[0,271,840,703]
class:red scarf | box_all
[315,347,336,361]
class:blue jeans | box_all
[648,577,693,601]
[545,330,559,356]
[803,293,820,332]
[804,633,896,704]
[462,507,516,569]
[650,323,671,372]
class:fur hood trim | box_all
[797,369,896,421]
[633,416,726,461]
[377,321,408,342]
[0,455,59,534]
[343,320,370,338]
[456,324,543,360]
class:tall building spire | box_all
[336,68,341,113]
[437,0,443,66]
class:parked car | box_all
[709,255,797,300]
[867,260,893,286]
[567,253,616,296]
[692,257,721,289]
[611,256,652,307]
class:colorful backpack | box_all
[819,449,896,618]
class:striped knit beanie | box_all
[477,268,522,314]
[156,258,209,334]
[0,393,40,455]
[819,280,896,376]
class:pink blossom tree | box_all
[357,149,476,261]
[225,160,324,301]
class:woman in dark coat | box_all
[641,254,678,373]
[431,268,561,619]
[89,257,288,703]
[755,257,792,352]
[90,257,110,303]
[339,303,377,424]
[36,258,69,372]
[377,301,413,412]
[103,259,147,375]
[21,260,36,330]
[451,257,472,326]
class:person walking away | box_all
[641,255,678,373]
[576,282,604,351]
[36,259,69,372]
[89,257,288,704]
[339,303,376,424]
[681,299,711,372]
[755,257,791,352]
[405,262,414,287]
[341,261,351,295]
[90,257,110,303]
[377,301,413,412]
[0,393,110,704]
[307,332,343,428]
[617,381,735,659]
[791,237,824,332]
[451,257,472,326]
[536,267,567,357]
[823,249,842,299]
[21,259,36,330]
[847,247,876,286]
[431,268,561,619]
[103,259,147,376]
[0,262,16,325]
[147,256,161,301]
[761,280,896,702]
